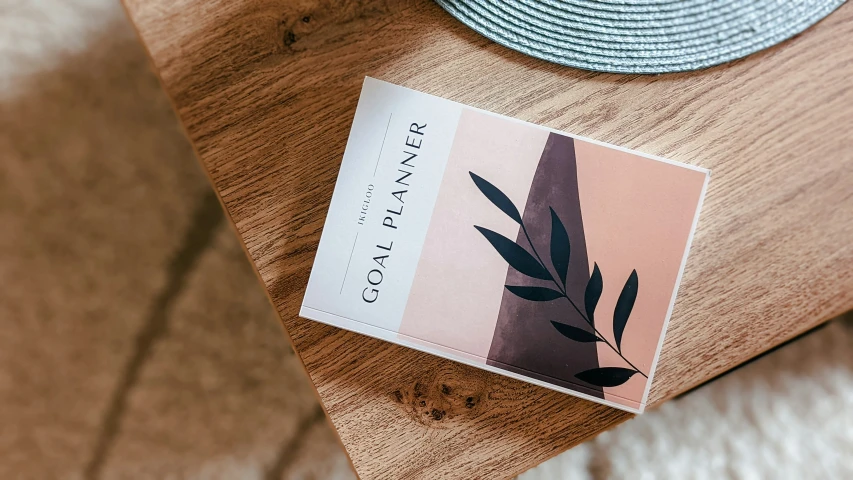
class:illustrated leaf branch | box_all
[470,172,647,387]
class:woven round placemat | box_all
[435,0,846,74]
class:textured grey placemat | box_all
[435,0,846,73]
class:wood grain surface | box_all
[121,1,853,478]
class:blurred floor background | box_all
[0,1,850,479]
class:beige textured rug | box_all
[1,1,850,479]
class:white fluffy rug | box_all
[522,319,853,479]
[2,1,850,478]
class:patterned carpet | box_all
[0,1,352,478]
[1,1,850,479]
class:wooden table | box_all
[121,1,853,478]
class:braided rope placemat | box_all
[435,0,846,73]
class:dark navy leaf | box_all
[613,269,638,353]
[475,226,550,280]
[584,263,603,326]
[575,367,638,387]
[469,172,523,224]
[550,321,599,342]
[505,285,563,302]
[549,207,571,286]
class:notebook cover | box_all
[300,77,709,413]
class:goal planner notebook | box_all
[300,77,709,413]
